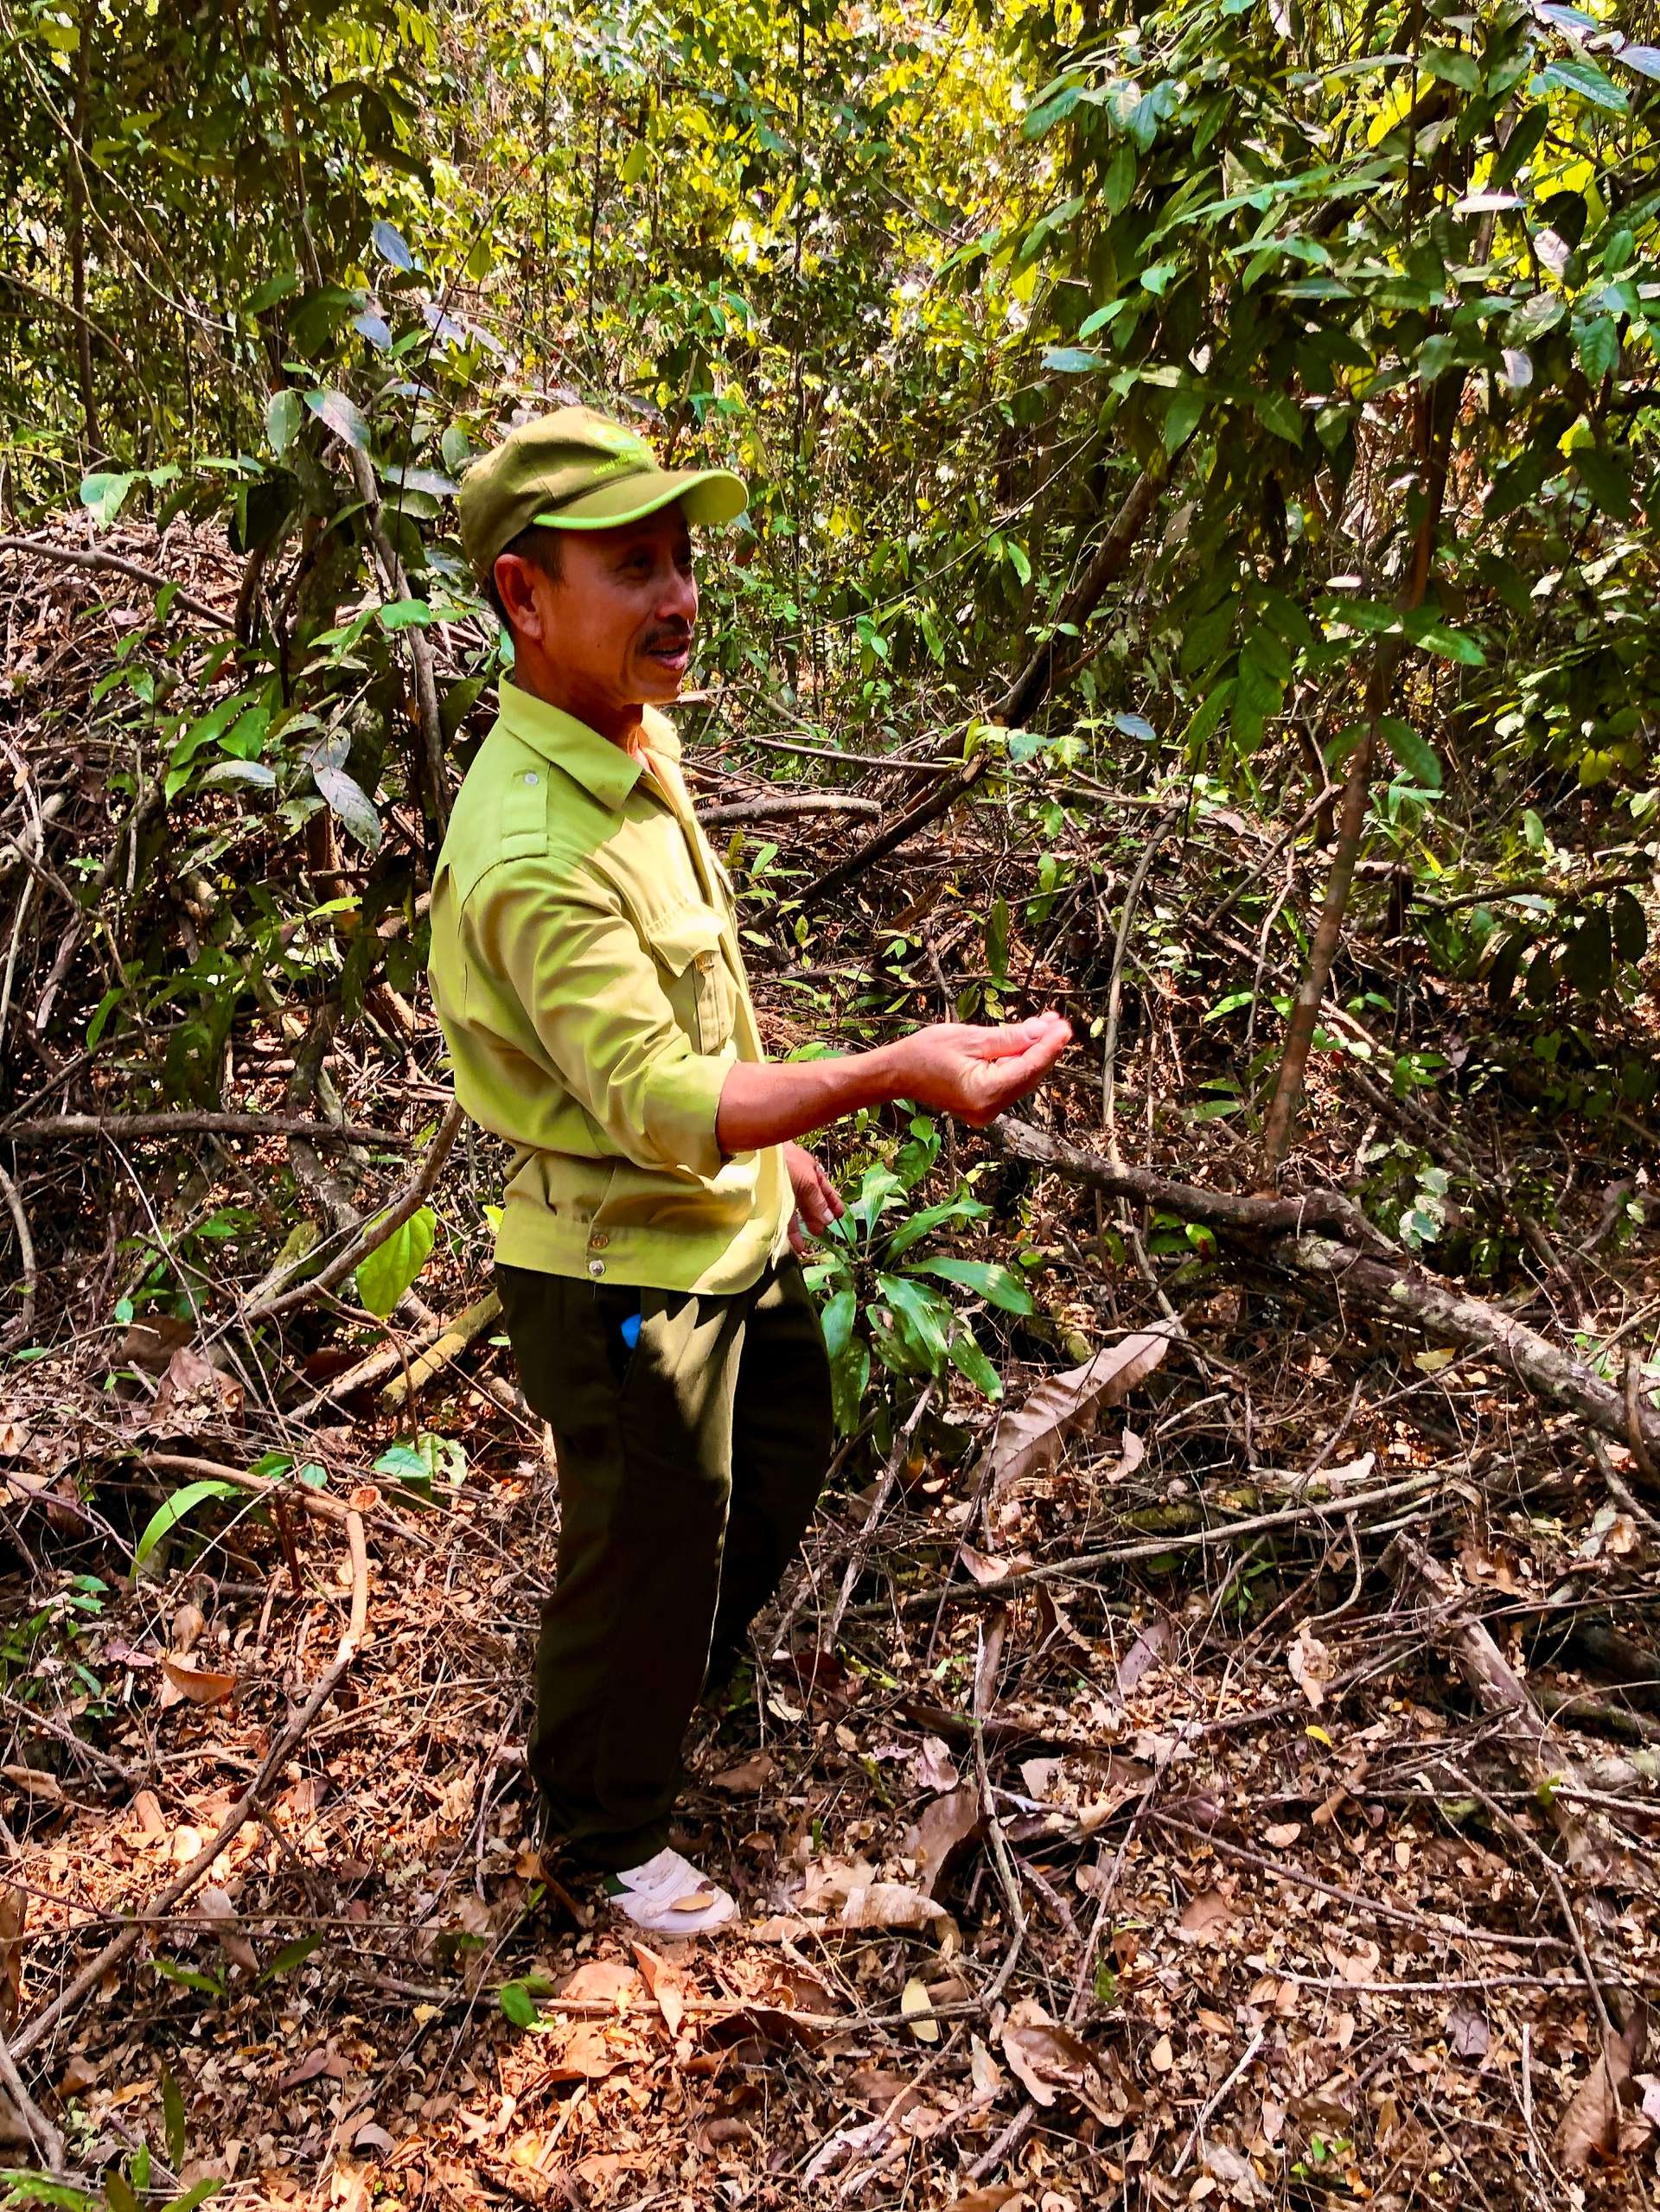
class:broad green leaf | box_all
[1164,386,1204,450]
[820,1286,857,1362]
[303,388,371,452]
[946,1329,1003,1399]
[499,1980,539,2028]
[158,2185,222,2212]
[80,471,137,527]
[1040,347,1107,374]
[1253,388,1303,444]
[905,1257,1036,1313]
[1379,718,1441,791]
[1078,298,1130,340]
[1576,317,1619,383]
[265,389,302,456]
[259,1933,325,1982]
[1421,45,1479,92]
[243,269,300,314]
[884,1195,989,1259]
[1102,141,1136,215]
[313,762,382,851]
[1401,614,1485,666]
[356,1206,436,1318]
[986,894,1010,981]
[876,1273,951,1369]
[372,219,417,271]
[134,1478,241,1570]
[1541,55,1626,111]
[163,2066,187,2170]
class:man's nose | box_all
[659,566,697,625]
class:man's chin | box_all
[635,654,692,702]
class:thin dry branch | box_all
[1285,1234,1660,1480]
[988,1115,1393,1252]
[0,533,233,630]
[3,1112,410,1147]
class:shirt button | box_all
[591,1233,610,1248]
[588,1259,605,1278]
[524,771,539,787]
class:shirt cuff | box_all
[642,1046,731,1181]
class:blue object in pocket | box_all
[620,1311,642,1350]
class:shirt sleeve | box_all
[464,861,730,1180]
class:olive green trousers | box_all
[495,1253,833,1871]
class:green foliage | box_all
[355,1205,437,1316]
[132,1479,241,1571]
[804,1117,1034,1433]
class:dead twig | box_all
[239,1100,462,1324]
[0,532,233,630]
[2,1112,410,1147]
[0,1159,37,1344]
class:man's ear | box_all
[493,551,546,643]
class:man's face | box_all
[499,507,700,716]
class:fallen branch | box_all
[0,533,234,631]
[380,1290,502,1412]
[987,1115,1394,1254]
[1387,1533,1648,1892]
[148,1450,433,1551]
[11,1511,368,2062]
[1282,1235,1660,1482]
[698,794,881,827]
[2,1112,410,1147]
[860,1472,1439,1619]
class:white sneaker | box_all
[604,1846,737,1935]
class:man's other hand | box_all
[893,1010,1072,1127]
[783,1142,845,1257]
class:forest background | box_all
[1,0,1659,2205]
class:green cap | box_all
[457,405,748,583]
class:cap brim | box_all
[532,466,748,531]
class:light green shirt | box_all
[428,681,791,1292]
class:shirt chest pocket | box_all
[645,902,737,1055]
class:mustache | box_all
[642,622,693,652]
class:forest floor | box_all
[2,526,1659,2212]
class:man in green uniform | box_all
[429,406,1070,1934]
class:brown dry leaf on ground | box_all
[977,1329,1171,1494]
[1558,2011,1648,2171]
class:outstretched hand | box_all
[896,1010,1072,1127]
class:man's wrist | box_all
[857,1036,912,1111]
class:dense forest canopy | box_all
[2,0,1659,2204]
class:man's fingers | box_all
[788,1211,808,1256]
[979,1033,1070,1109]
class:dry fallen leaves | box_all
[901,1976,939,2043]
[999,2000,1104,2112]
[1558,2011,1648,2172]
[978,1329,1171,1495]
[159,1652,238,1709]
[1286,1622,1335,1708]
[1176,1887,1233,1942]
[905,1785,981,1896]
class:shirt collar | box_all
[496,682,680,811]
